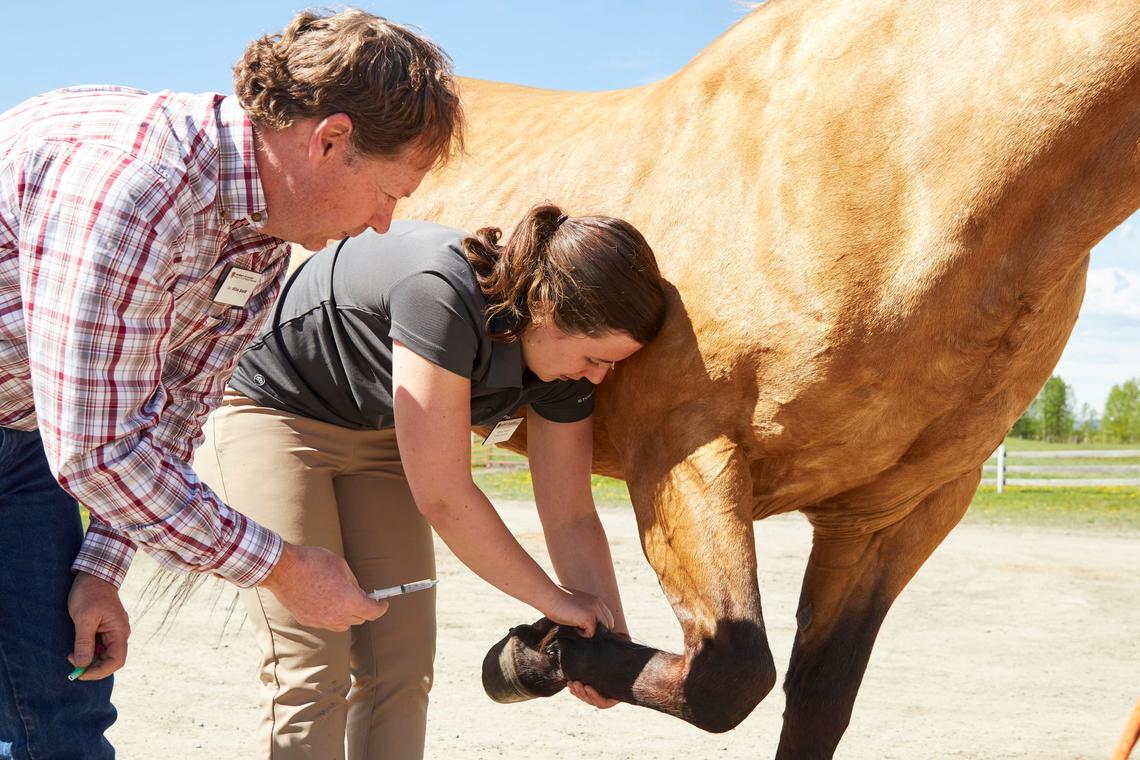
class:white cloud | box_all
[1082,268,1140,320]
[1054,332,1140,411]
[1051,266,1140,411]
[1090,211,1138,269]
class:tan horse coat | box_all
[397,0,1140,755]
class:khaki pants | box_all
[194,390,435,760]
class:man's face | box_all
[265,115,433,250]
[292,147,431,251]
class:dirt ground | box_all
[106,501,1139,759]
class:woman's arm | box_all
[526,407,628,636]
[527,406,628,708]
[392,341,612,635]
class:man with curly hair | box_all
[0,9,464,757]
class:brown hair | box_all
[463,204,667,344]
[233,9,464,166]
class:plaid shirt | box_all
[0,86,290,588]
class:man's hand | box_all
[67,572,130,680]
[258,542,388,631]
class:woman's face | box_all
[520,322,644,384]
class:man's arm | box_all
[19,145,280,587]
[69,252,291,586]
[21,142,385,636]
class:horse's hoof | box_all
[482,618,567,703]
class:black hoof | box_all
[482,618,567,703]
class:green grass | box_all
[473,469,632,506]
[82,455,1136,536]
[964,485,1140,530]
[473,470,1139,532]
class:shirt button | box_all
[250,211,263,222]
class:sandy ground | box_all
[105,502,1139,759]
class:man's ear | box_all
[308,113,354,164]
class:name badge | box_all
[483,417,523,446]
[212,266,259,307]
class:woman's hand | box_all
[542,586,614,637]
[546,584,625,708]
[568,681,621,709]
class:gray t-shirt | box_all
[229,221,596,431]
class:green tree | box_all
[1009,396,1041,439]
[1074,403,1099,444]
[1102,378,1140,443]
[1038,376,1074,442]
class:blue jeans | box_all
[0,426,116,759]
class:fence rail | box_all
[988,449,1140,459]
[469,433,528,469]
[986,444,1140,491]
[469,437,1140,487]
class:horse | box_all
[397,0,1140,755]
[1115,699,1140,760]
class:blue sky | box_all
[4,1,1136,412]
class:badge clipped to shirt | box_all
[482,416,523,446]
[212,265,260,307]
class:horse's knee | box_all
[682,620,776,733]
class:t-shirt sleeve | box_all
[531,378,596,423]
[388,272,479,378]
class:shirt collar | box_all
[484,320,524,389]
[216,96,269,230]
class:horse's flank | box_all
[404,0,1140,534]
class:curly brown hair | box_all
[463,204,667,345]
[233,8,464,166]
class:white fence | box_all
[985,444,1140,492]
[469,432,528,469]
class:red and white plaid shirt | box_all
[0,86,290,588]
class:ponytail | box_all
[462,203,666,344]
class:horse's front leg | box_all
[483,434,776,733]
[776,471,979,759]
